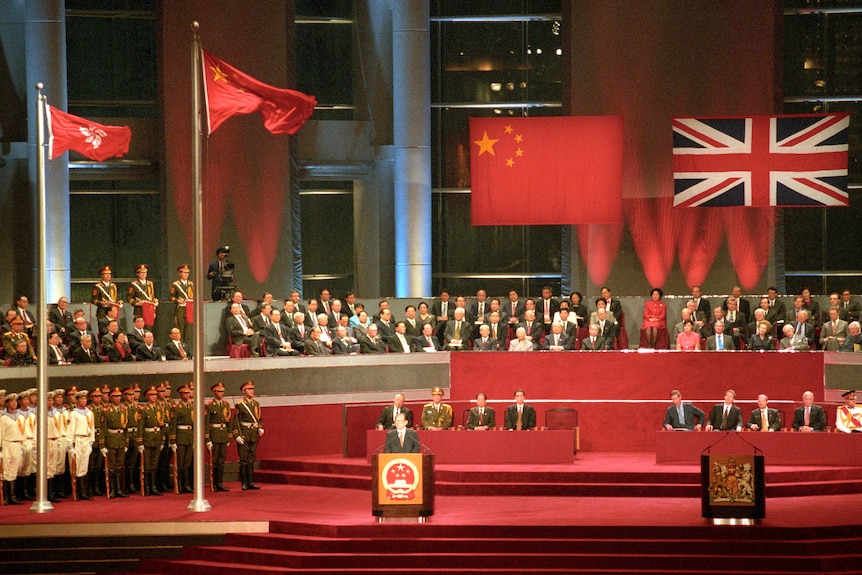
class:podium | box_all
[700,433,766,524]
[371,453,434,521]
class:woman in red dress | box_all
[642,287,667,349]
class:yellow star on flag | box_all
[210,64,228,83]
[504,125,513,134]
[514,134,524,143]
[506,158,515,167]
[473,131,499,157]
[515,148,524,157]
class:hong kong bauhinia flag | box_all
[202,50,317,135]
[673,113,849,207]
[469,116,624,225]
[47,105,132,161]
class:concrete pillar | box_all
[392,0,431,298]
[26,0,70,303]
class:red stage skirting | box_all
[366,429,575,464]
[654,430,862,466]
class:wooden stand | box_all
[371,453,434,521]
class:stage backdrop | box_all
[564,0,779,292]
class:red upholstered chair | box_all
[462,409,470,429]
[226,333,251,358]
[576,327,589,350]
[639,325,669,349]
[259,339,267,357]
[615,311,629,349]
[544,407,580,452]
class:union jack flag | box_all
[672,113,849,207]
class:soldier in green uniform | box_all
[87,387,106,497]
[99,387,129,498]
[127,264,159,326]
[205,382,232,492]
[122,386,142,494]
[138,386,167,496]
[169,383,194,494]
[156,382,174,492]
[92,265,122,321]
[232,381,263,490]
[170,264,194,346]
[421,386,453,430]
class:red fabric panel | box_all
[625,197,676,287]
[655,432,861,465]
[254,404,343,459]
[675,209,725,288]
[470,116,624,225]
[576,223,624,286]
[725,207,776,290]
[161,2,291,283]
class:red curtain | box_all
[625,198,677,288]
[577,223,624,286]
[675,209,726,288]
[725,207,776,290]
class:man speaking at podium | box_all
[384,413,420,453]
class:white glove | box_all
[100,448,108,456]
[137,445,145,453]
[124,447,128,452]
[236,436,245,445]
[258,428,264,437]
[206,441,213,450]
[170,444,177,452]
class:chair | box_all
[226,332,251,358]
[615,311,629,349]
[639,325,669,349]
[462,409,471,429]
[544,407,580,453]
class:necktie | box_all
[761,410,769,432]
[590,337,595,346]
[399,432,404,446]
[804,407,810,427]
[797,322,804,335]
[454,322,461,339]
[178,342,186,359]
[677,405,684,424]
[479,409,484,425]
[478,303,484,317]
[427,337,433,348]
[516,407,523,431]
[720,407,728,430]
[512,302,517,316]
[717,336,724,350]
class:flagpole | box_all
[31,83,53,513]
[188,21,210,513]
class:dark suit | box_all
[303,338,329,356]
[767,298,787,324]
[466,406,496,430]
[580,336,606,351]
[264,322,300,356]
[693,298,711,321]
[542,332,571,350]
[375,320,395,343]
[486,322,506,342]
[595,321,616,348]
[48,344,71,365]
[788,320,815,347]
[48,306,74,337]
[135,345,161,362]
[68,329,97,353]
[288,325,310,353]
[164,340,191,360]
[747,407,782,431]
[127,328,147,353]
[225,314,252,345]
[411,334,441,352]
[705,334,735,351]
[504,404,537,430]
[72,346,100,364]
[518,321,543,349]
[443,320,472,350]
[839,333,862,352]
[330,336,355,355]
[792,404,827,432]
[605,298,623,322]
[473,336,502,351]
[707,403,743,431]
[377,405,414,430]
[505,300,526,323]
[359,335,387,354]
[384,428,420,453]
[387,334,413,353]
[722,297,752,321]
[106,341,134,362]
[663,402,705,430]
[537,298,560,331]
[403,318,422,339]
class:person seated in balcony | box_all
[840,289,861,323]
[705,320,735,351]
[542,321,570,351]
[671,308,697,343]
[800,287,819,325]
[663,389,704,431]
[303,326,329,356]
[508,327,534,352]
[473,324,502,351]
[264,309,300,356]
[820,307,848,351]
[358,323,387,354]
[675,320,700,351]
[580,323,606,351]
[642,287,667,349]
[590,297,616,325]
[839,321,862,352]
[793,391,826,432]
[412,322,442,352]
[748,321,774,351]
[72,334,100,363]
[8,338,36,367]
[134,331,162,362]
[788,309,815,348]
[779,324,808,352]
[106,332,135,362]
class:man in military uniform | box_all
[205,382,232,492]
[122,386,142,494]
[128,264,159,327]
[170,384,194,494]
[170,264,194,346]
[233,381,263,490]
[87,387,106,497]
[92,265,122,321]
[1,393,25,504]
[46,390,70,502]
[99,387,129,498]
[69,390,95,500]
[16,389,37,501]
[421,386,453,430]
[138,386,167,495]
[836,390,862,433]
[156,382,174,492]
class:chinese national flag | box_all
[203,50,317,135]
[469,116,624,225]
[47,106,132,161]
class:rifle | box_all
[104,453,111,499]
[69,451,77,501]
[207,443,214,493]
[139,451,145,497]
[171,450,179,494]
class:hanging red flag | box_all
[202,49,317,135]
[469,116,624,225]
[47,106,132,161]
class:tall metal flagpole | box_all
[32,83,53,513]
[188,22,210,513]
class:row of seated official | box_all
[662,389,862,433]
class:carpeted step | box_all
[435,480,701,497]
[261,458,371,476]
[254,469,371,490]
[767,479,862,497]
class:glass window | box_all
[295,22,353,107]
[299,182,354,294]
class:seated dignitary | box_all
[387,321,413,353]
[590,297,616,325]
[384,413,420,453]
[473,323,502,351]
[303,326,330,356]
[264,309,300,356]
[663,389,705,431]
[376,393,413,430]
[375,308,396,344]
[705,320,735,351]
[704,389,743,432]
[840,289,862,323]
[106,331,135,362]
[3,316,35,360]
[746,394,782,432]
[836,390,862,433]
[288,312,309,354]
[420,386,453,430]
[126,316,148,353]
[443,307,471,350]
[788,309,816,348]
[358,323,388,354]
[748,321,774,351]
[519,309,543,349]
[225,302,255,347]
[331,325,358,355]
[780,324,809,351]
[47,331,72,365]
[793,391,826,432]
[486,310,508,343]
[134,331,162,361]
[8,338,36,366]
[72,334,100,363]
[839,321,862,352]
[722,296,748,346]
[164,328,191,360]
[542,321,571,351]
[508,327,535,351]
[467,392,495,430]
[580,323,607,351]
[504,389,537,431]
[746,308,767,341]
[670,308,697,343]
[675,320,701,351]
[411,322,441,352]
[593,308,616,348]
[820,307,848,351]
